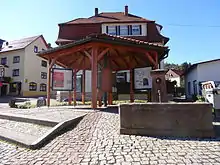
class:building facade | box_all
[0,35,49,96]
[185,59,220,99]
[54,6,169,101]
[165,69,184,87]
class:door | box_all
[1,85,7,96]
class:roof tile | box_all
[0,35,41,53]
[62,12,153,25]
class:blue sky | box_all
[0,0,220,64]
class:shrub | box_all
[196,95,205,102]
[17,101,36,109]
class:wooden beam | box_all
[111,59,120,69]
[145,52,156,68]
[78,55,85,68]
[132,55,139,67]
[83,50,92,61]
[67,56,80,67]
[113,49,130,68]
[41,43,94,59]
[47,58,51,107]
[82,70,85,104]
[91,47,98,109]
[93,42,164,56]
[97,48,109,62]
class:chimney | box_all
[95,8,99,16]
[124,5,128,16]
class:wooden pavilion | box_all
[38,34,169,109]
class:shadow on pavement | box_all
[101,106,119,114]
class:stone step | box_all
[0,114,85,149]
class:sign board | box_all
[134,67,152,90]
[52,68,73,91]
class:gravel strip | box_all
[0,108,89,122]
[0,119,52,137]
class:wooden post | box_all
[130,69,134,103]
[73,69,77,106]
[68,91,72,105]
[108,92,113,105]
[91,47,98,109]
[82,70,85,104]
[47,59,51,107]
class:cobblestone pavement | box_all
[0,119,51,137]
[0,111,220,165]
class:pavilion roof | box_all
[38,34,169,71]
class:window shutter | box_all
[106,26,108,34]
[129,25,132,35]
[127,25,129,35]
[139,25,142,35]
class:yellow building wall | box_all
[23,91,46,97]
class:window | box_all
[13,56,20,63]
[41,72,47,79]
[41,60,47,67]
[116,72,127,83]
[120,25,128,36]
[188,82,191,95]
[40,83,46,91]
[1,57,7,65]
[12,69,19,77]
[29,82,37,91]
[106,25,142,36]
[131,25,141,35]
[107,26,117,35]
[34,46,38,53]
[193,80,197,95]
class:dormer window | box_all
[106,24,142,36]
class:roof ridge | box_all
[9,35,41,43]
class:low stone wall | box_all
[120,103,214,138]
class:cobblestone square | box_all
[0,110,219,165]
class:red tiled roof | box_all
[56,33,167,48]
[61,12,154,25]
[170,69,184,76]
[39,33,168,56]
[100,33,166,48]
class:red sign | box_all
[53,72,64,87]
[0,82,2,87]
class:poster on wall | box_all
[52,68,73,91]
[134,67,152,89]
[74,75,82,92]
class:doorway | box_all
[1,85,7,96]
